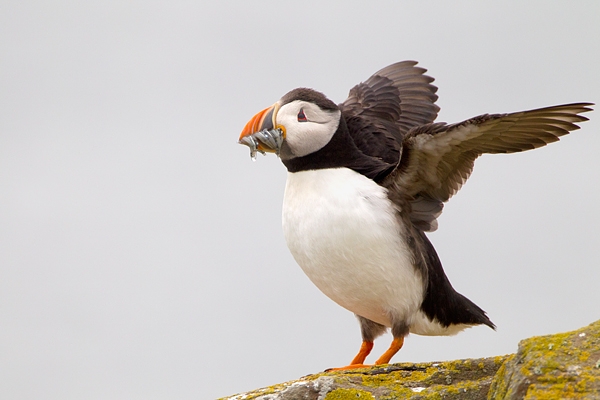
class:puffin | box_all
[237,61,592,369]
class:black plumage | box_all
[239,60,593,367]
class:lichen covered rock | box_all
[489,320,600,399]
[220,356,508,400]
[220,320,600,400]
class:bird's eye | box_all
[297,108,308,122]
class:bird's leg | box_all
[328,320,407,370]
[374,336,404,364]
[349,341,374,365]
[327,337,404,371]
[325,316,387,371]
[373,320,409,365]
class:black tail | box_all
[417,230,495,330]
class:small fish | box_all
[238,128,284,159]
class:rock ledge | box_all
[221,320,600,400]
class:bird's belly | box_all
[282,168,424,327]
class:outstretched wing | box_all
[387,102,593,231]
[340,61,440,142]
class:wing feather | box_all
[393,103,593,204]
[340,63,592,233]
[340,61,440,141]
[384,102,593,231]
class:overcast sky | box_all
[1,2,599,399]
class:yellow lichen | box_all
[221,321,600,400]
[489,320,600,400]
[324,388,375,399]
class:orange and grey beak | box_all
[238,103,285,159]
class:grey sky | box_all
[1,2,598,399]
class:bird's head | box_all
[238,88,341,161]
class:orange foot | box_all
[326,363,372,371]
[326,337,404,371]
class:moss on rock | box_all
[219,356,508,399]
[324,388,376,399]
[488,320,600,399]
[220,320,600,400]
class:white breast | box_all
[282,168,424,328]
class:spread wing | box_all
[387,102,593,231]
[340,61,440,142]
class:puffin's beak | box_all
[238,103,284,159]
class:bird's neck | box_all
[282,119,393,182]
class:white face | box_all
[276,100,341,159]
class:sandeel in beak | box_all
[238,104,285,160]
[238,128,284,160]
